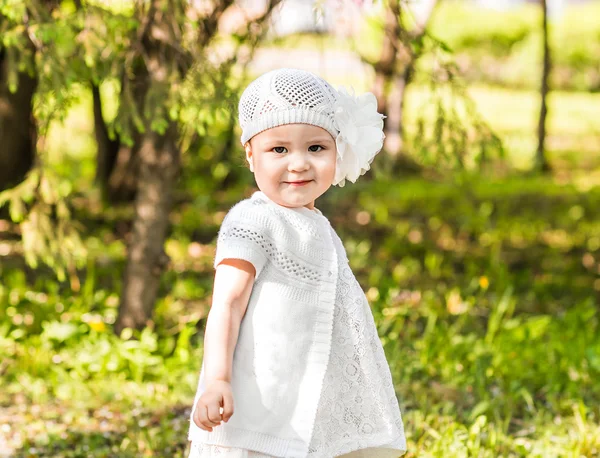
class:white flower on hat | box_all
[332,86,386,187]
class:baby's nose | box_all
[289,153,310,171]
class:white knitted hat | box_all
[238,68,386,187]
[239,68,339,145]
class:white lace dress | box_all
[189,232,406,458]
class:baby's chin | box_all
[277,197,314,209]
[260,189,315,209]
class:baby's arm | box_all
[193,258,256,432]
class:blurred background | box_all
[1,0,599,456]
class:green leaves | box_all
[408,55,505,172]
[0,169,88,281]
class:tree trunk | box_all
[384,71,405,155]
[113,1,182,334]
[114,122,180,334]
[93,74,146,204]
[0,49,37,191]
[0,0,61,192]
[93,83,119,186]
[384,0,440,156]
[536,0,551,172]
[105,144,141,203]
[395,61,415,153]
[372,1,401,120]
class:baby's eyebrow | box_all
[308,137,334,143]
[264,139,291,145]
[265,138,333,144]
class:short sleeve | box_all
[213,201,269,278]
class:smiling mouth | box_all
[285,180,312,185]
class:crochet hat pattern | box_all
[238,68,386,187]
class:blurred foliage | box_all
[405,36,504,171]
[0,169,87,282]
[427,1,600,92]
[294,1,600,93]
[0,0,257,278]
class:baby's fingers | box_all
[206,401,223,425]
[192,405,210,431]
[194,404,219,431]
[222,391,234,422]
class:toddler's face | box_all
[245,123,336,210]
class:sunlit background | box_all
[1,0,599,456]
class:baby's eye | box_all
[273,146,287,154]
[308,145,324,152]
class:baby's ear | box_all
[244,142,254,172]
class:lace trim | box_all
[307,255,405,457]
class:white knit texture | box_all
[189,443,273,458]
[238,68,339,145]
[188,191,406,457]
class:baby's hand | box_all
[193,380,234,432]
